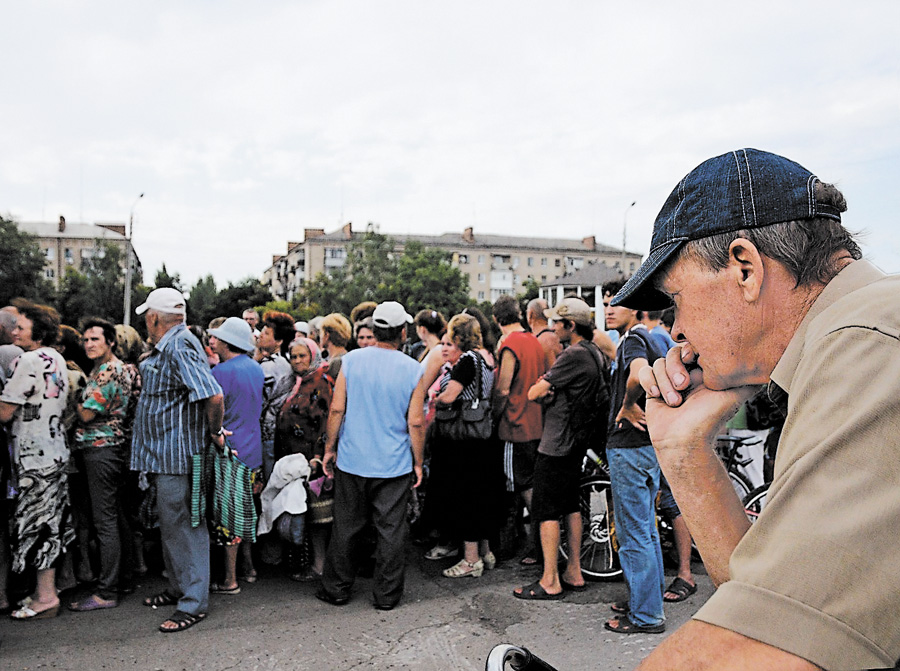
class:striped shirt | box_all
[131,324,222,475]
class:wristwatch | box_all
[210,426,225,438]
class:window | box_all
[64,248,74,265]
[477,291,485,300]
[527,257,534,267]
[541,258,547,267]
[477,273,486,283]
[541,275,547,282]
[554,259,561,268]
[45,268,55,279]
[478,255,485,265]
[630,262,636,272]
[458,254,468,264]
[44,247,55,261]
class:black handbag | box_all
[434,353,493,441]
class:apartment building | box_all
[17,216,143,289]
[262,222,643,303]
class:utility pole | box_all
[621,201,636,274]
[123,193,144,326]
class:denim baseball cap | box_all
[611,148,843,309]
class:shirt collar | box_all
[154,322,186,353]
[769,259,885,395]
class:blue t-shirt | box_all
[336,346,424,478]
[650,324,677,354]
[212,354,264,469]
[607,326,664,449]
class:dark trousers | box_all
[321,468,411,607]
[80,447,129,599]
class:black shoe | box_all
[315,589,349,606]
[374,601,398,611]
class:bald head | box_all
[526,298,549,323]
[0,307,18,345]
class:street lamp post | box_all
[621,201,636,275]
[123,193,144,327]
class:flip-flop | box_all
[143,591,179,608]
[519,555,540,566]
[513,581,564,601]
[159,610,206,633]
[610,600,629,614]
[210,583,241,595]
[561,579,587,592]
[68,594,119,611]
[663,576,697,602]
[604,614,666,634]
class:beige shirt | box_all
[695,260,900,670]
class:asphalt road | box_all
[0,549,711,671]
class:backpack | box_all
[569,341,612,452]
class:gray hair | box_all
[0,309,17,336]
[673,182,860,288]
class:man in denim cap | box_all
[613,149,900,670]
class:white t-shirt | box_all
[0,347,69,473]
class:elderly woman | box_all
[433,314,503,578]
[0,300,73,619]
[68,318,135,612]
[275,337,334,581]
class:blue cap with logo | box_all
[611,148,843,310]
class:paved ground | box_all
[0,549,711,671]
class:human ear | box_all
[728,238,764,302]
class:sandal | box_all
[442,558,483,578]
[561,579,587,592]
[610,600,629,614]
[10,603,60,620]
[663,576,697,602]
[159,610,206,633]
[482,552,497,571]
[239,570,258,584]
[68,594,119,612]
[210,583,241,595]
[513,580,564,601]
[143,591,179,608]
[604,614,666,634]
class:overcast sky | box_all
[3,1,899,291]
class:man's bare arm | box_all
[639,344,755,585]
[615,357,649,430]
[204,393,226,449]
[638,620,820,670]
[492,349,516,416]
[407,383,426,488]
[0,400,18,424]
[322,371,347,477]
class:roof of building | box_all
[19,221,128,241]
[311,225,641,256]
[542,261,627,288]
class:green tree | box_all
[299,232,470,318]
[154,263,183,291]
[213,278,273,320]
[57,242,127,325]
[0,215,54,306]
[186,274,219,328]
[392,241,469,318]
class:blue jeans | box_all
[607,445,665,627]
[156,474,210,615]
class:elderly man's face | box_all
[660,255,765,391]
[243,311,259,329]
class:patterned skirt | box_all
[13,464,76,572]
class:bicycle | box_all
[743,482,770,523]
[560,433,764,581]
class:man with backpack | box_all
[602,280,668,634]
[513,297,609,601]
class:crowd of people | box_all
[0,284,699,637]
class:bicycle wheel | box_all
[559,475,622,580]
[729,469,753,501]
[743,483,770,523]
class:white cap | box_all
[372,301,414,328]
[136,288,187,316]
[294,321,309,335]
[209,317,255,353]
